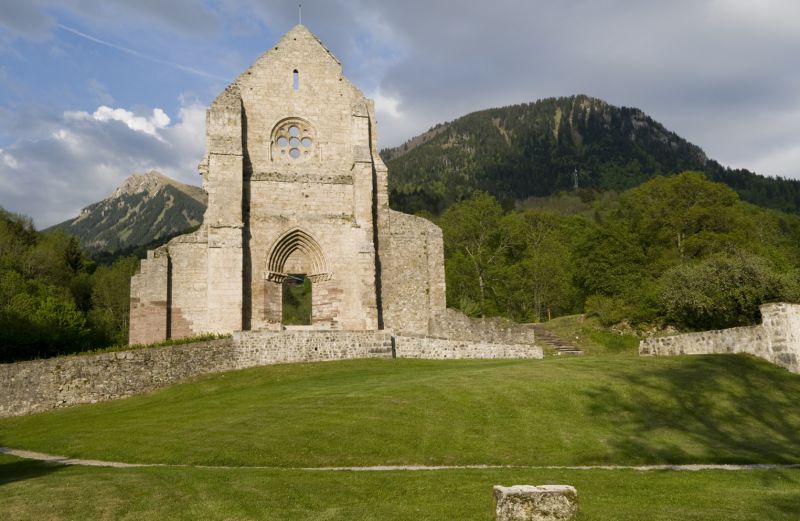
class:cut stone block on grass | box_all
[494,484,578,521]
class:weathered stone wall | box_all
[204,83,245,334]
[0,332,393,418]
[494,485,578,521]
[377,213,536,344]
[168,233,209,338]
[130,25,386,339]
[394,334,542,360]
[235,26,382,332]
[234,330,393,364]
[380,210,446,335]
[129,250,169,344]
[639,303,800,373]
[0,339,236,417]
[250,222,378,331]
[432,308,537,344]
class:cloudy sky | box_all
[1,0,799,227]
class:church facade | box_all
[129,25,448,343]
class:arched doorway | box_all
[282,274,311,325]
[266,228,331,327]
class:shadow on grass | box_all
[756,470,800,518]
[765,496,800,518]
[586,354,800,464]
[0,459,62,486]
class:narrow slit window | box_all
[293,69,299,91]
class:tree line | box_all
[439,172,800,330]
[0,209,138,362]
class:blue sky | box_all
[1,0,799,227]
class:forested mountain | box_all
[51,171,206,254]
[382,95,800,215]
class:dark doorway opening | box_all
[282,274,311,325]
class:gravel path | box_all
[3,446,799,472]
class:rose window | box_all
[272,119,314,161]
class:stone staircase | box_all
[532,325,583,356]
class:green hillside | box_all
[383,95,800,215]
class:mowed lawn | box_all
[2,454,799,521]
[2,355,799,467]
[1,354,800,519]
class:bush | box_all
[658,252,783,330]
[584,294,634,326]
[0,284,89,361]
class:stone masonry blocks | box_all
[129,250,169,344]
[494,485,579,521]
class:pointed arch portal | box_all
[266,228,331,284]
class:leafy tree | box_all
[0,281,88,360]
[439,192,508,317]
[658,252,785,330]
[495,210,581,321]
[616,172,749,262]
[87,256,140,345]
[573,220,647,297]
[0,208,104,361]
[281,276,312,325]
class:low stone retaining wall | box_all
[1,329,540,418]
[0,339,237,418]
[394,334,542,360]
[234,330,394,364]
[639,303,800,373]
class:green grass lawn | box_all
[1,454,798,520]
[2,356,799,467]
[1,355,799,519]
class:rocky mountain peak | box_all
[111,170,175,199]
[52,170,208,255]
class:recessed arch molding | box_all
[266,228,331,283]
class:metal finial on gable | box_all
[299,4,302,25]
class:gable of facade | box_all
[130,25,446,343]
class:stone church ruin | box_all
[129,25,533,347]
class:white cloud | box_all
[371,88,403,120]
[90,105,171,138]
[153,102,206,185]
[51,128,81,149]
[0,100,205,228]
[0,149,17,169]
